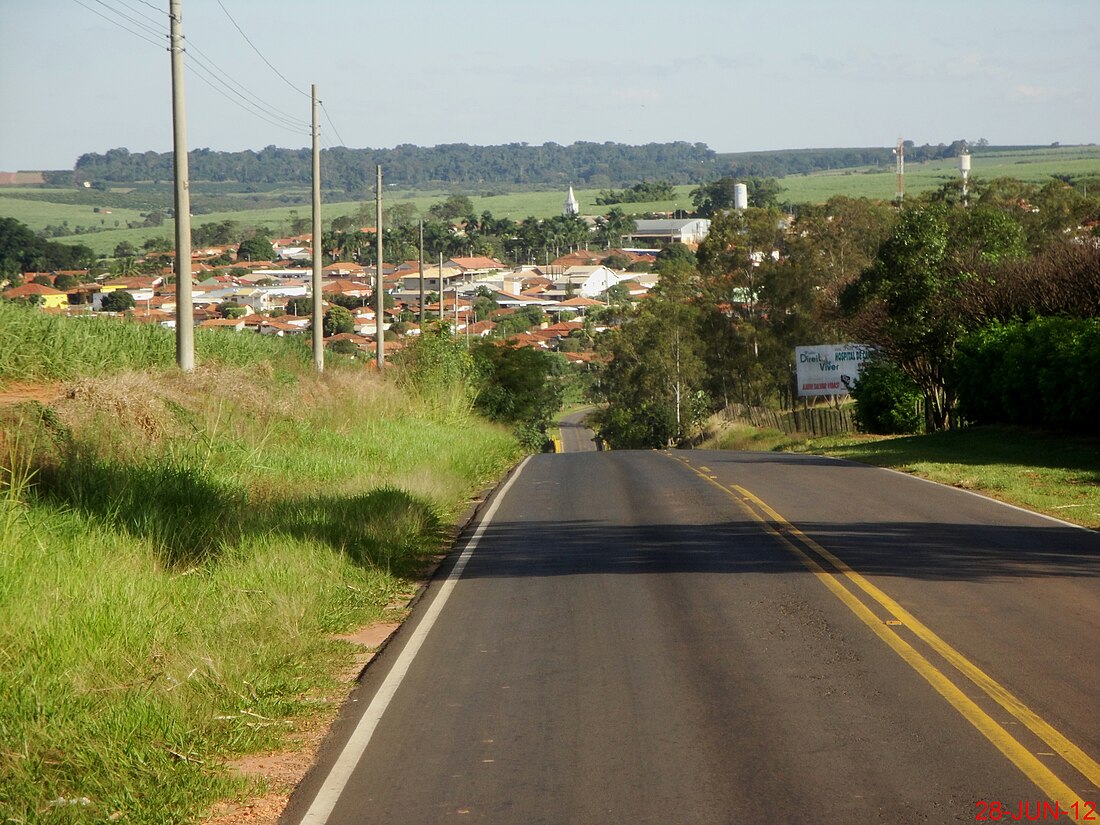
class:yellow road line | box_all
[734,484,1100,792]
[673,457,1091,806]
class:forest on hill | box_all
[48,140,999,192]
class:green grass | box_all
[779,145,1100,203]
[704,424,1100,529]
[0,301,309,385]
[5,145,1099,256]
[0,335,521,823]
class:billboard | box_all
[795,344,874,397]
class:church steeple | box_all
[563,185,580,216]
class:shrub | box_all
[955,317,1100,432]
[851,357,923,434]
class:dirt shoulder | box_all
[202,622,402,825]
[0,382,64,408]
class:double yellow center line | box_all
[677,457,1098,809]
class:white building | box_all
[630,218,711,246]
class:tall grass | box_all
[0,301,308,385]
[0,362,520,823]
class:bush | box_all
[851,357,923,434]
[955,317,1100,432]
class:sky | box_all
[1,0,1098,171]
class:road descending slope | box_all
[281,450,1100,825]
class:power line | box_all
[215,0,309,99]
[186,41,300,123]
[71,0,163,49]
[91,0,164,39]
[320,102,348,148]
[186,59,309,137]
[112,0,165,31]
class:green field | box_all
[3,145,1098,256]
[779,145,1100,203]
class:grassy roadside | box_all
[0,348,521,822]
[698,422,1100,530]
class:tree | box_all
[691,176,785,216]
[218,301,246,319]
[385,202,419,229]
[323,305,355,336]
[428,194,474,221]
[286,296,312,316]
[101,290,136,312]
[593,267,708,447]
[471,340,564,450]
[595,207,634,250]
[839,203,1027,430]
[655,243,696,275]
[113,241,138,258]
[237,235,275,262]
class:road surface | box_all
[282,449,1100,824]
[558,409,600,453]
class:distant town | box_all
[1,192,715,360]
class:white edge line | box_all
[816,454,1098,534]
[297,456,532,825]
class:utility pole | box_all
[169,0,193,371]
[418,219,425,328]
[311,84,323,372]
[894,137,906,204]
[375,165,384,368]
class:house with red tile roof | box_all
[2,283,69,309]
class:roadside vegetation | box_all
[0,315,521,823]
[695,422,1100,531]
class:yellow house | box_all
[2,283,69,309]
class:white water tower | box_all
[959,150,971,202]
[733,182,748,211]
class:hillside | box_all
[4,143,1099,257]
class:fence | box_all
[718,403,857,437]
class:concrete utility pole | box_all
[894,137,906,204]
[169,0,194,371]
[311,84,324,372]
[375,165,384,368]
[418,218,425,328]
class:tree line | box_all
[591,174,1100,447]
[47,140,1015,192]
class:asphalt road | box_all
[282,450,1100,825]
[558,409,600,453]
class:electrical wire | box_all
[186,58,310,138]
[73,0,321,143]
[320,103,348,148]
[215,0,310,99]
[91,0,164,39]
[186,41,301,123]
[71,0,163,50]
[111,0,165,31]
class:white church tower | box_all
[563,185,580,216]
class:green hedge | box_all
[955,317,1100,431]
